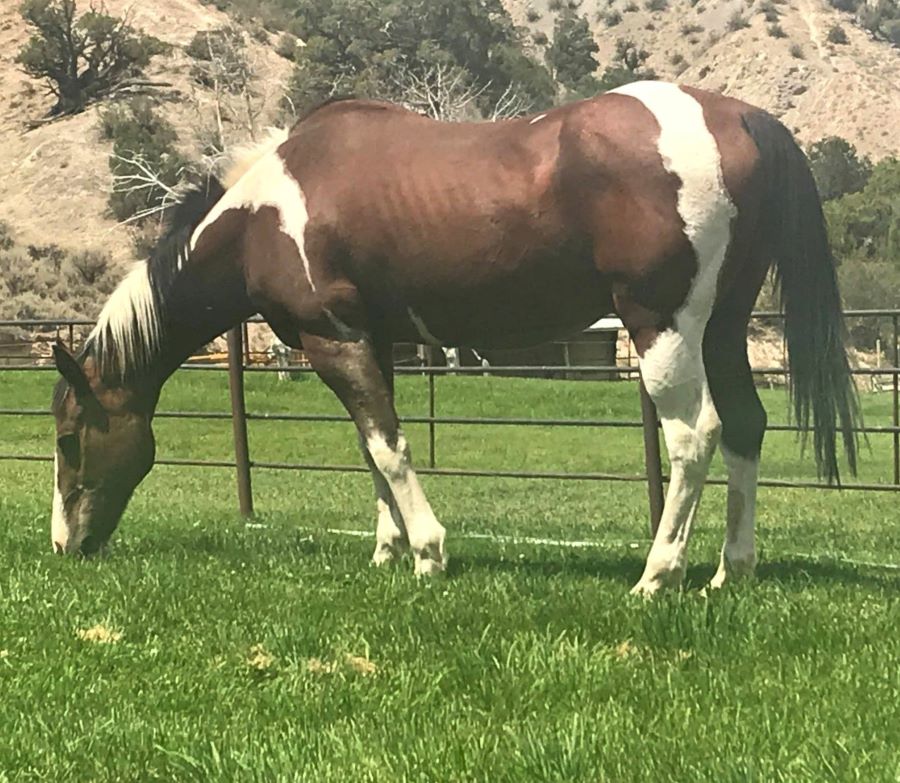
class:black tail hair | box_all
[742,110,859,483]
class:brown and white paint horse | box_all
[51,81,858,594]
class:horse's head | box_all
[50,343,155,555]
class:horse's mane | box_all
[82,128,292,384]
[84,176,226,382]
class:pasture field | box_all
[1,369,899,782]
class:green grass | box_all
[1,370,899,781]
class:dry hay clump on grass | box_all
[76,624,124,644]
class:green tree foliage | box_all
[546,8,599,90]
[595,39,656,92]
[825,157,900,262]
[16,0,166,116]
[100,99,189,226]
[277,0,555,116]
[822,156,900,320]
[808,137,872,201]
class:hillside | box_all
[505,0,899,160]
[0,0,290,265]
[0,0,895,284]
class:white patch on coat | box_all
[612,81,737,343]
[51,453,67,552]
[88,263,160,374]
[612,82,735,595]
[709,445,759,588]
[190,148,317,292]
[366,432,446,575]
[529,113,548,124]
[407,308,442,346]
[220,127,289,190]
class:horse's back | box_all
[266,86,768,345]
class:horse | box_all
[50,81,859,595]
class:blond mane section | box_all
[220,127,290,190]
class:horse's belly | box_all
[387,251,613,349]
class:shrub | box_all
[533,31,549,45]
[0,226,118,323]
[768,22,787,37]
[549,0,564,10]
[276,32,299,60]
[644,0,668,10]
[680,22,704,34]
[526,8,541,22]
[758,0,779,18]
[727,11,750,30]
[789,42,804,57]
[604,10,623,25]
[827,24,849,43]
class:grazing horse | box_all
[50,81,858,594]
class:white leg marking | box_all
[529,113,548,124]
[366,432,446,575]
[51,453,68,553]
[633,337,721,595]
[190,146,317,292]
[372,498,408,566]
[709,446,759,588]
[611,83,737,595]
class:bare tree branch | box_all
[108,151,186,225]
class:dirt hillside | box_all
[0,0,290,265]
[505,0,899,159]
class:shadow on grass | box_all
[757,557,900,589]
[447,548,642,584]
[106,527,900,593]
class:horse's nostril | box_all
[52,541,65,555]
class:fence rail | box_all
[3,311,900,536]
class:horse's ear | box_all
[52,342,92,401]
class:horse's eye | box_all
[57,433,80,468]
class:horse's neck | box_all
[149,254,256,386]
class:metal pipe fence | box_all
[2,312,900,537]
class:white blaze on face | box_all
[190,144,316,292]
[51,453,68,553]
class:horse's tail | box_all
[741,110,859,484]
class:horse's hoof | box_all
[414,556,447,577]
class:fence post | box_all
[639,373,664,537]
[227,325,254,517]
[427,346,436,468]
[893,315,899,486]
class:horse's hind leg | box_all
[704,314,766,588]
[631,326,722,596]
[301,330,446,575]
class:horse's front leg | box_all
[301,330,446,576]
